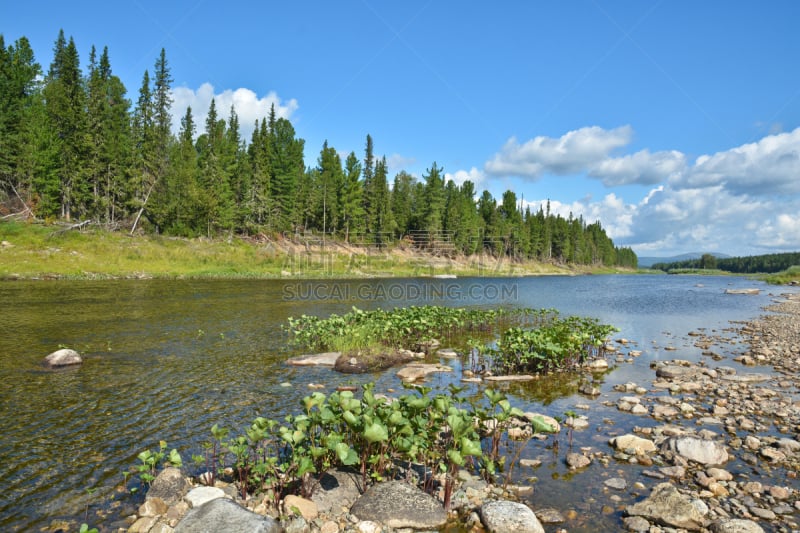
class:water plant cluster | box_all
[286,305,617,375]
[481,315,619,374]
[133,384,555,512]
[285,305,523,354]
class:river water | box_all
[0,275,794,531]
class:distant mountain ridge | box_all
[638,252,731,268]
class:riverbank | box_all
[103,292,800,533]
[0,220,630,280]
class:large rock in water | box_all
[480,500,545,533]
[175,498,282,533]
[626,482,708,530]
[43,348,82,368]
[309,469,363,515]
[663,436,729,465]
[146,467,191,505]
[349,480,447,530]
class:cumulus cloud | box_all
[679,127,800,195]
[484,125,632,178]
[170,83,298,140]
[445,167,486,188]
[386,153,417,176]
[589,149,686,186]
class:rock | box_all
[655,363,700,379]
[664,436,729,465]
[725,288,760,295]
[349,480,447,530]
[354,521,381,533]
[148,467,191,505]
[184,486,225,508]
[586,359,609,371]
[129,516,159,533]
[626,482,708,530]
[395,363,452,382]
[309,469,362,515]
[579,383,600,395]
[604,477,627,490]
[437,348,459,358]
[480,500,544,533]
[484,374,535,382]
[174,498,282,533]
[566,452,591,469]
[534,507,565,524]
[43,348,83,368]
[623,516,651,532]
[286,352,341,366]
[709,519,765,533]
[284,495,318,520]
[609,434,656,455]
[139,497,169,517]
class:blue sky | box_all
[4,1,800,257]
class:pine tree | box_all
[340,151,364,242]
[197,98,234,235]
[421,162,446,234]
[371,156,393,245]
[361,134,374,234]
[390,171,415,238]
[43,31,89,220]
[246,118,272,229]
[315,140,343,235]
[269,117,304,232]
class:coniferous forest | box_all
[0,31,637,268]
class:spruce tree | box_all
[340,151,364,242]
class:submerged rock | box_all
[43,348,82,368]
[286,352,341,366]
[395,362,452,382]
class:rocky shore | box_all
[107,292,800,533]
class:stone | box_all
[284,494,318,520]
[43,348,83,368]
[349,480,447,530]
[148,467,191,505]
[319,520,339,533]
[759,446,786,462]
[566,452,591,469]
[174,498,282,533]
[586,359,609,371]
[709,519,765,533]
[655,364,700,379]
[395,363,452,382]
[286,352,341,366]
[310,469,362,515]
[437,348,459,358]
[579,383,600,395]
[139,497,169,517]
[534,507,565,523]
[184,486,226,508]
[623,516,651,532]
[604,477,627,490]
[664,436,729,465]
[609,434,656,455]
[354,521,381,533]
[484,374,535,382]
[480,500,545,533]
[129,516,159,533]
[707,468,733,481]
[626,482,708,530]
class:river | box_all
[0,275,793,531]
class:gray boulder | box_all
[664,436,729,465]
[309,469,363,515]
[709,519,765,533]
[626,482,707,530]
[480,500,544,533]
[147,467,191,505]
[174,498,282,533]
[43,348,82,368]
[349,480,446,530]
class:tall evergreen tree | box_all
[270,117,304,231]
[390,171,415,238]
[43,31,88,220]
[197,98,234,235]
[340,151,364,242]
[421,162,446,234]
[361,134,374,233]
[370,156,393,244]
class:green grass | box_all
[0,220,626,280]
[760,265,800,285]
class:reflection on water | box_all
[0,275,790,531]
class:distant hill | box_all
[638,252,731,268]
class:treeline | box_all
[653,252,800,274]
[0,31,636,268]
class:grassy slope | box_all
[0,220,625,280]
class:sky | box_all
[4,1,800,257]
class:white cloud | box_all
[445,167,486,188]
[484,125,632,178]
[170,83,298,140]
[386,153,417,176]
[589,149,686,186]
[679,127,800,195]
[755,212,800,249]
